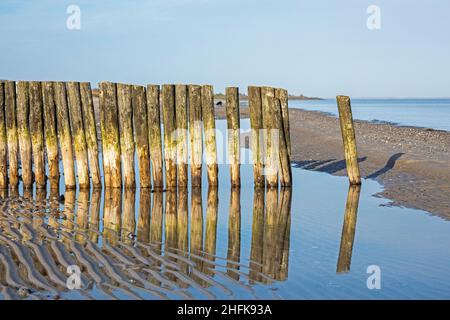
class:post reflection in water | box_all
[227,187,241,281]
[336,185,361,273]
[0,180,294,299]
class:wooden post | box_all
[54,82,76,189]
[132,85,151,188]
[0,81,7,188]
[248,86,264,188]
[261,87,279,188]
[337,185,361,273]
[29,82,46,188]
[161,84,177,189]
[67,82,90,189]
[5,81,19,188]
[226,87,240,187]
[188,85,203,188]
[175,84,188,187]
[16,82,33,189]
[147,85,164,189]
[117,83,136,189]
[337,96,361,185]
[80,82,101,188]
[274,90,291,187]
[202,85,218,186]
[42,82,60,190]
[99,82,122,188]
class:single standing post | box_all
[54,82,76,189]
[261,87,279,188]
[226,87,240,187]
[80,82,101,188]
[248,86,264,188]
[16,81,33,189]
[0,81,7,188]
[147,85,164,189]
[99,82,122,188]
[29,82,46,188]
[337,96,361,185]
[175,84,188,187]
[188,85,203,188]
[162,84,177,189]
[42,82,60,189]
[67,82,90,189]
[132,85,151,188]
[202,85,218,186]
[117,83,136,189]
[5,81,19,188]
[274,89,291,187]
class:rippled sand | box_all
[0,187,292,300]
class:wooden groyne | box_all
[0,80,299,190]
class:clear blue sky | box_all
[1,0,449,98]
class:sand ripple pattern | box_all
[0,187,292,300]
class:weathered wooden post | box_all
[202,85,218,186]
[226,87,241,187]
[80,82,101,188]
[337,185,361,273]
[162,84,177,189]
[99,82,122,188]
[175,84,188,187]
[248,86,264,188]
[274,90,291,187]
[117,83,136,189]
[132,85,151,188]
[0,81,7,189]
[147,85,164,189]
[67,82,90,189]
[337,96,361,185]
[261,87,279,188]
[16,82,33,188]
[54,82,76,189]
[42,82,60,189]
[5,81,19,188]
[29,82,46,188]
[188,85,203,188]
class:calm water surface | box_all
[290,99,450,132]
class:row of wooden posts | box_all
[0,80,295,190]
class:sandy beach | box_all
[216,106,450,219]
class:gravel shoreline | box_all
[216,106,450,219]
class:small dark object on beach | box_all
[216,101,223,107]
[59,194,65,203]
[17,287,31,297]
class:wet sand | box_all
[216,106,450,219]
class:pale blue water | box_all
[290,99,450,132]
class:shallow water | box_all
[290,98,450,132]
[2,165,450,299]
